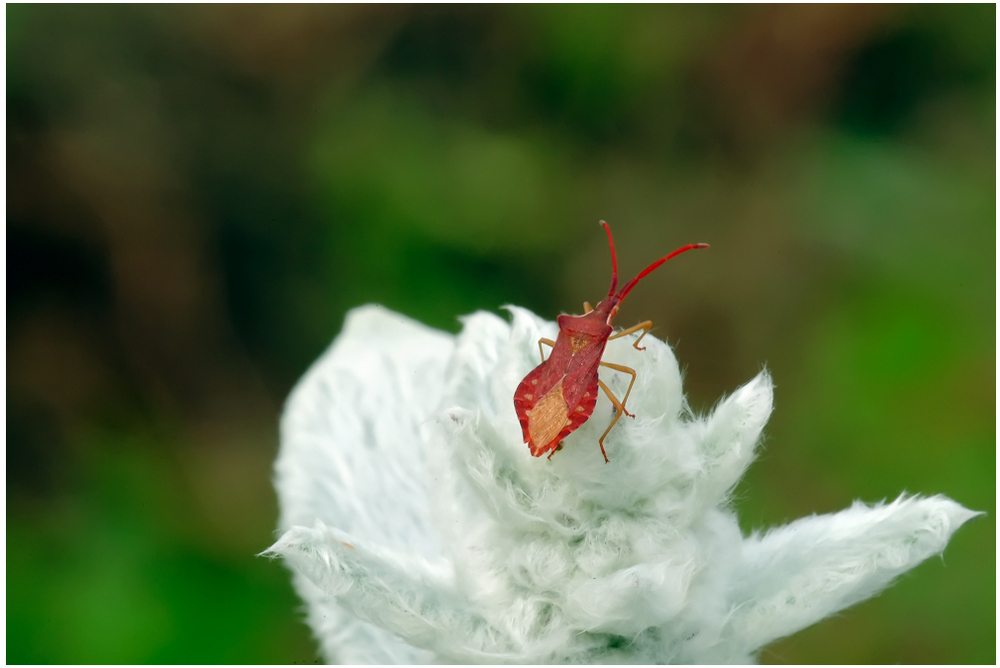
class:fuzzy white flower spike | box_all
[267,304,979,664]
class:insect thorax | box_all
[557,312,613,349]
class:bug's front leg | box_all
[537,337,555,363]
[608,320,653,350]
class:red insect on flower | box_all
[513,221,708,463]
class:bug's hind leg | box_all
[608,320,653,350]
[596,379,633,463]
[599,361,637,418]
[597,379,625,464]
[537,337,555,363]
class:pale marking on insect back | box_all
[524,393,533,400]
[569,335,590,354]
[528,378,568,450]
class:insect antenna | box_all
[600,220,619,296]
[615,242,710,302]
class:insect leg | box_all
[537,337,555,363]
[598,361,637,418]
[595,379,629,463]
[608,320,653,350]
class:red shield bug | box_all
[513,221,708,463]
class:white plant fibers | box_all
[267,304,978,664]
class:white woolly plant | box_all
[266,304,978,664]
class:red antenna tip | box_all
[614,241,710,301]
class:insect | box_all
[513,221,708,463]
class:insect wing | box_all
[514,361,563,454]
[513,367,542,447]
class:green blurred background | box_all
[7,5,994,663]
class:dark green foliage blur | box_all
[7,5,994,664]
